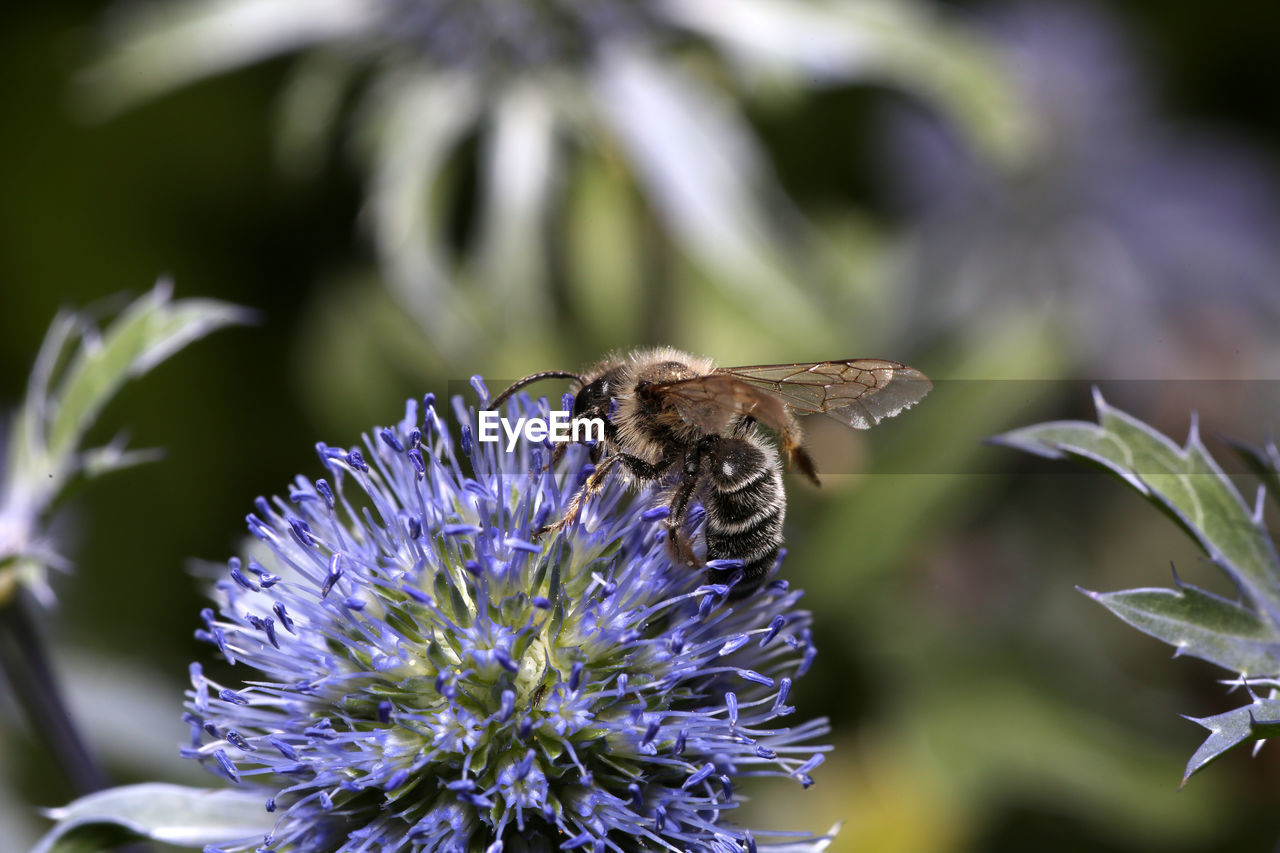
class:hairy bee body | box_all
[702,434,785,598]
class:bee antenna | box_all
[490,371,580,410]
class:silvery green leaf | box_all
[1183,699,1280,783]
[594,47,828,341]
[79,438,166,479]
[362,70,483,352]
[1084,584,1280,676]
[472,83,559,326]
[1,281,247,602]
[19,282,248,484]
[33,784,272,853]
[79,0,375,116]
[1222,434,1280,510]
[992,388,1280,624]
[662,0,1031,163]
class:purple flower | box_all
[182,389,831,851]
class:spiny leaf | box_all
[33,783,272,853]
[80,441,166,479]
[1182,698,1280,784]
[1222,434,1280,511]
[8,281,250,496]
[993,388,1280,625]
[42,281,250,475]
[999,395,1280,784]
[1083,583,1280,676]
[1,281,248,604]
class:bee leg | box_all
[614,452,671,482]
[664,436,717,568]
[778,416,821,486]
[608,450,697,564]
[788,443,820,486]
[667,527,699,568]
[668,435,716,527]
[538,429,600,475]
[560,446,670,528]
[535,452,618,540]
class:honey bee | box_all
[491,347,931,597]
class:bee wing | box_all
[714,359,932,429]
[651,359,930,435]
[653,373,793,435]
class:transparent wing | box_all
[714,359,932,429]
[652,373,791,435]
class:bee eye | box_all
[574,378,610,417]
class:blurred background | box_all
[2,0,1280,849]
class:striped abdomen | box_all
[704,435,785,598]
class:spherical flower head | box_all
[184,382,831,852]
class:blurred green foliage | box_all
[3,1,1280,851]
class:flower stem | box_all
[0,592,107,796]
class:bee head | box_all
[572,376,613,421]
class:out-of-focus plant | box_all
[995,389,1280,783]
[80,0,1028,357]
[884,0,1280,375]
[0,282,247,607]
[37,387,833,852]
[0,282,245,801]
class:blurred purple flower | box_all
[885,1,1280,376]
